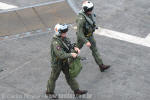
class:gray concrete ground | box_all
[0,0,150,100]
[0,0,55,8]
[74,0,150,38]
[0,26,150,100]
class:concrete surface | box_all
[0,25,150,100]
[0,11,27,36]
[0,0,55,9]
[0,0,150,100]
[74,0,150,38]
[0,0,76,36]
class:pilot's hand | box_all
[71,53,78,58]
[74,47,80,54]
[86,42,91,47]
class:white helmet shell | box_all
[54,24,61,36]
[54,24,68,36]
[82,1,94,12]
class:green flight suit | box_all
[47,35,79,93]
[76,11,103,66]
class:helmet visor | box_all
[60,28,68,33]
[87,6,94,12]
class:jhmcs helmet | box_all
[54,24,68,36]
[82,1,94,13]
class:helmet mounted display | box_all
[54,24,68,36]
[82,1,94,13]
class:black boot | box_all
[46,90,59,99]
[99,64,110,72]
[74,89,88,97]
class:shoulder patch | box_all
[56,46,61,50]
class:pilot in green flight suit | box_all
[46,24,87,99]
[76,1,111,72]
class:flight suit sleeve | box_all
[53,41,72,59]
[76,15,89,44]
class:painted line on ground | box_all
[0,28,51,42]
[73,26,150,47]
[0,0,64,13]
[0,2,18,10]
[68,0,150,48]
[145,34,150,41]
[95,27,150,48]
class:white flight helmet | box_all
[82,1,94,13]
[54,24,68,36]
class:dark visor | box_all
[87,6,94,12]
[60,28,68,33]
